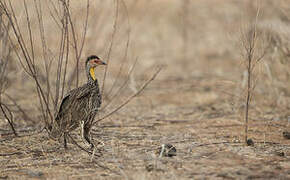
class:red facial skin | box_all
[89,59,106,67]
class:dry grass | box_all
[1,0,290,179]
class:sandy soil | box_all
[0,0,290,179]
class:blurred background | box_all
[1,0,290,179]
[0,0,289,135]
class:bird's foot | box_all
[81,138,95,152]
[89,143,95,151]
[87,140,104,157]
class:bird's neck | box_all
[89,67,96,81]
[87,66,96,83]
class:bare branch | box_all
[0,103,17,136]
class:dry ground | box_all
[1,0,290,179]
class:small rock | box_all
[282,131,290,139]
[246,139,254,146]
[275,151,285,157]
[157,144,177,157]
[145,164,154,172]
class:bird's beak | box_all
[100,61,107,65]
[95,59,107,66]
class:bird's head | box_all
[86,55,106,81]
[86,55,107,67]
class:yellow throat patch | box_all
[90,67,96,80]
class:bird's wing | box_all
[55,84,98,120]
[55,93,71,120]
[76,86,92,99]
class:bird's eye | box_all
[89,60,95,65]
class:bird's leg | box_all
[63,132,67,149]
[80,119,94,149]
[84,121,94,150]
[80,120,86,143]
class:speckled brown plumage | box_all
[50,55,106,148]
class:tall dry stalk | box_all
[240,3,267,144]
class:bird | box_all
[50,55,106,149]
